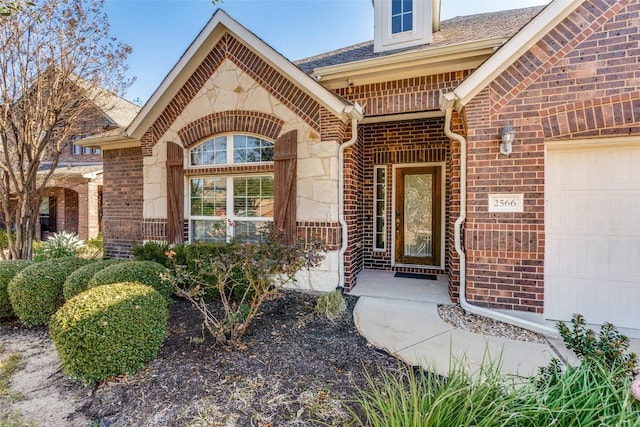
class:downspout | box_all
[338,107,362,288]
[442,94,558,337]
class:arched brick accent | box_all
[140,33,326,155]
[178,110,285,148]
[540,91,640,139]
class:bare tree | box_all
[0,0,131,259]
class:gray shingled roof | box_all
[295,6,545,74]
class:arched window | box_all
[190,134,274,167]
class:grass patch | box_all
[315,290,347,322]
[0,348,23,400]
[0,345,34,427]
[351,356,640,427]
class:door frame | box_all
[391,162,446,269]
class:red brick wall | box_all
[102,147,143,258]
[55,105,107,163]
[63,188,79,234]
[343,127,364,290]
[361,118,454,277]
[336,71,471,117]
[461,0,640,313]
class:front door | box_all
[395,166,441,266]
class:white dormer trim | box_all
[374,0,432,53]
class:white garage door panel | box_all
[546,142,640,329]
[546,276,640,326]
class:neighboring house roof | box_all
[441,0,584,111]
[295,6,545,74]
[94,90,141,128]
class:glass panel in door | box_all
[395,166,441,266]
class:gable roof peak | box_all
[127,9,359,141]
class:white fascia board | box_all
[313,38,507,82]
[448,0,584,111]
[77,133,140,150]
[128,10,357,140]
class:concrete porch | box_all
[346,269,452,305]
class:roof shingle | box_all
[295,6,545,73]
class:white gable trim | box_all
[441,0,584,112]
[128,10,360,140]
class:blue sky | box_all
[103,0,550,103]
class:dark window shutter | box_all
[274,130,297,244]
[166,141,184,244]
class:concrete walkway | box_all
[350,270,640,379]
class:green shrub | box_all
[49,282,168,383]
[88,260,173,300]
[132,241,172,267]
[77,235,104,259]
[537,314,638,387]
[315,290,346,322]
[173,232,324,347]
[0,229,9,249]
[7,257,91,327]
[0,260,32,319]
[63,258,125,301]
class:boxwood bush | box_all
[88,260,173,300]
[63,258,125,301]
[7,257,91,327]
[49,282,168,383]
[0,260,32,319]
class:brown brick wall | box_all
[460,0,640,313]
[102,147,144,258]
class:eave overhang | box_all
[311,37,509,90]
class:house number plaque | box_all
[488,194,524,213]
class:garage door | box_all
[545,140,640,328]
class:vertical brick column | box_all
[102,147,144,258]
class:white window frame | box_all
[189,133,274,168]
[373,165,387,252]
[188,174,274,242]
[373,0,432,53]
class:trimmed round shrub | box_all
[8,257,91,327]
[0,260,32,319]
[63,258,125,301]
[49,282,168,383]
[88,260,173,299]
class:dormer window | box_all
[391,0,413,34]
[374,0,433,53]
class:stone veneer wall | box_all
[461,0,640,313]
[102,147,143,258]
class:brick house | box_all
[37,93,140,241]
[84,0,640,330]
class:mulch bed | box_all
[83,291,398,426]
